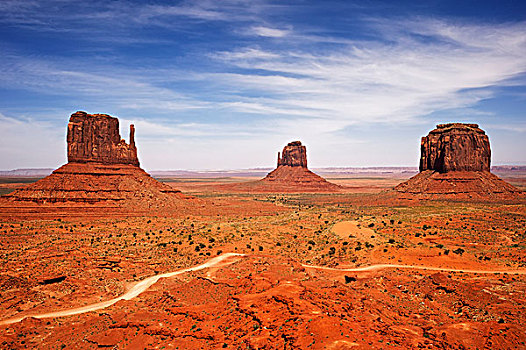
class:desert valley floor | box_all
[0,171,525,349]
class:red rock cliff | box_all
[277,141,308,168]
[67,111,139,166]
[419,123,490,173]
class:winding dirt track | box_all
[302,263,526,275]
[1,253,525,326]
[0,253,244,326]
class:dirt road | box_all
[2,253,524,326]
[0,253,244,326]
[302,263,526,275]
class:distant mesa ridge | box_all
[395,122,522,198]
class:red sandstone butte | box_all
[261,141,340,192]
[67,111,139,166]
[5,111,183,206]
[419,123,490,173]
[395,123,522,199]
[276,141,308,168]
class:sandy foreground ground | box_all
[0,173,525,349]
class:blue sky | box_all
[1,0,525,170]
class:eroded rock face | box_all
[419,123,490,173]
[395,123,522,199]
[259,141,340,192]
[277,141,308,168]
[67,111,139,166]
[4,111,189,206]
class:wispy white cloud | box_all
[249,26,291,37]
[212,48,281,61]
[138,4,229,22]
[210,18,526,132]
[484,122,526,133]
[120,118,259,139]
[0,53,211,112]
[0,112,66,167]
[0,0,267,30]
[3,18,526,131]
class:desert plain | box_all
[0,167,525,349]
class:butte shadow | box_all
[1,111,199,214]
[393,123,523,201]
[216,141,342,193]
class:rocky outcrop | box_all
[277,141,308,168]
[213,141,340,193]
[394,170,521,199]
[5,111,186,207]
[261,141,340,192]
[7,162,181,204]
[67,111,139,166]
[395,123,522,199]
[419,123,490,173]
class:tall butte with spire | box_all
[67,111,140,166]
[395,123,522,199]
[5,111,185,207]
[260,141,340,192]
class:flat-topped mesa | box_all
[67,111,139,166]
[394,122,523,199]
[277,141,308,168]
[420,123,490,173]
